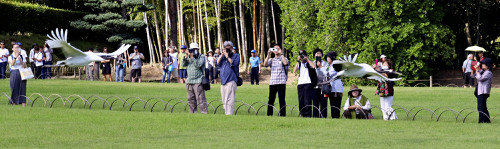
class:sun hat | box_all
[189,43,200,49]
[380,55,387,59]
[348,84,363,97]
[223,41,234,47]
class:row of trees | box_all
[5,0,500,79]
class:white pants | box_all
[380,96,397,120]
[221,81,237,115]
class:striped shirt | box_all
[182,54,205,84]
[267,57,289,85]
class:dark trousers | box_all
[297,83,314,117]
[35,66,42,79]
[464,72,474,86]
[268,84,286,116]
[205,67,214,84]
[250,67,259,85]
[313,90,342,118]
[0,62,6,79]
[42,61,52,79]
[477,94,491,123]
[30,62,35,73]
[343,109,371,119]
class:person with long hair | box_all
[100,47,112,82]
[376,59,397,120]
[162,50,173,83]
[8,44,27,107]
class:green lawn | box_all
[0,80,499,148]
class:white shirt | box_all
[29,48,35,63]
[297,62,311,85]
[20,48,27,62]
[206,56,214,68]
[34,52,44,66]
[343,95,371,111]
[8,54,26,70]
[44,47,53,61]
[170,52,178,68]
[0,48,9,62]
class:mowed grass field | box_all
[0,79,499,148]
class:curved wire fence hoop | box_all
[445,84,459,87]
[87,95,109,110]
[2,92,13,104]
[392,105,413,119]
[66,94,88,108]
[413,83,428,87]
[436,108,463,122]
[47,94,69,108]
[256,104,280,116]
[127,97,150,111]
[107,96,129,110]
[463,111,491,123]
[412,107,437,121]
[298,105,322,118]
[29,93,48,107]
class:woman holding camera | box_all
[9,44,27,107]
[474,58,493,123]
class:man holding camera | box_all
[264,44,289,116]
[129,46,145,83]
[181,43,208,114]
[218,41,240,115]
[293,50,317,118]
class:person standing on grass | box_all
[42,43,53,79]
[0,41,9,79]
[101,47,112,82]
[265,44,289,116]
[182,43,208,114]
[293,50,317,118]
[218,41,240,115]
[170,47,179,82]
[114,53,126,82]
[375,59,397,120]
[462,54,474,88]
[85,48,95,81]
[8,44,27,107]
[162,50,173,83]
[29,43,39,74]
[343,85,372,119]
[205,50,215,84]
[474,58,493,123]
[33,47,44,79]
[322,51,344,118]
[248,49,261,85]
[312,49,328,118]
[213,47,221,84]
[93,49,100,80]
[177,45,188,84]
[129,46,145,83]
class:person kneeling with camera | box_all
[181,43,208,114]
[343,85,372,119]
[293,50,317,118]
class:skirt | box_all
[10,70,27,104]
[101,63,111,74]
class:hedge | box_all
[0,1,87,34]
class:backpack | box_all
[376,82,389,97]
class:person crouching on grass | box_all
[181,43,208,114]
[474,58,493,123]
[343,85,372,119]
[293,50,317,118]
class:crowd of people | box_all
[2,40,493,123]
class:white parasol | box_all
[465,46,486,52]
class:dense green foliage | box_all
[277,0,456,80]
[70,0,148,45]
[0,1,86,34]
[0,80,499,148]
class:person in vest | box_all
[376,59,397,120]
[293,50,317,117]
[343,85,371,119]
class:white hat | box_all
[223,41,234,47]
[189,42,199,49]
[380,55,387,59]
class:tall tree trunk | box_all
[239,0,248,67]
[204,0,211,50]
[258,2,265,59]
[198,0,205,53]
[214,0,222,48]
[142,0,155,64]
[168,0,178,47]
[153,6,163,61]
[265,0,271,52]
[179,0,185,46]
[165,0,170,47]
[192,0,197,43]
[252,0,257,54]
[465,22,473,46]
[233,1,242,57]
[270,0,277,43]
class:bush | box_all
[0,1,86,34]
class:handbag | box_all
[231,67,243,86]
[202,76,210,90]
[321,84,332,94]
[20,67,34,80]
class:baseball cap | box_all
[233,46,237,50]
[180,45,186,49]
[17,42,22,46]
[380,55,387,59]
[134,46,138,49]
[251,49,255,53]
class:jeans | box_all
[0,62,6,79]
[162,69,171,83]
[115,66,123,82]
[477,94,491,123]
[42,61,52,79]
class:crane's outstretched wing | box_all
[366,71,402,82]
[95,44,131,57]
[45,28,86,58]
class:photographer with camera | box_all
[293,50,317,118]
[317,51,344,118]
[129,46,145,83]
[312,48,328,118]
[181,43,208,114]
[264,44,289,116]
[217,41,240,115]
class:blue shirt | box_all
[220,53,240,85]
[249,56,261,68]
